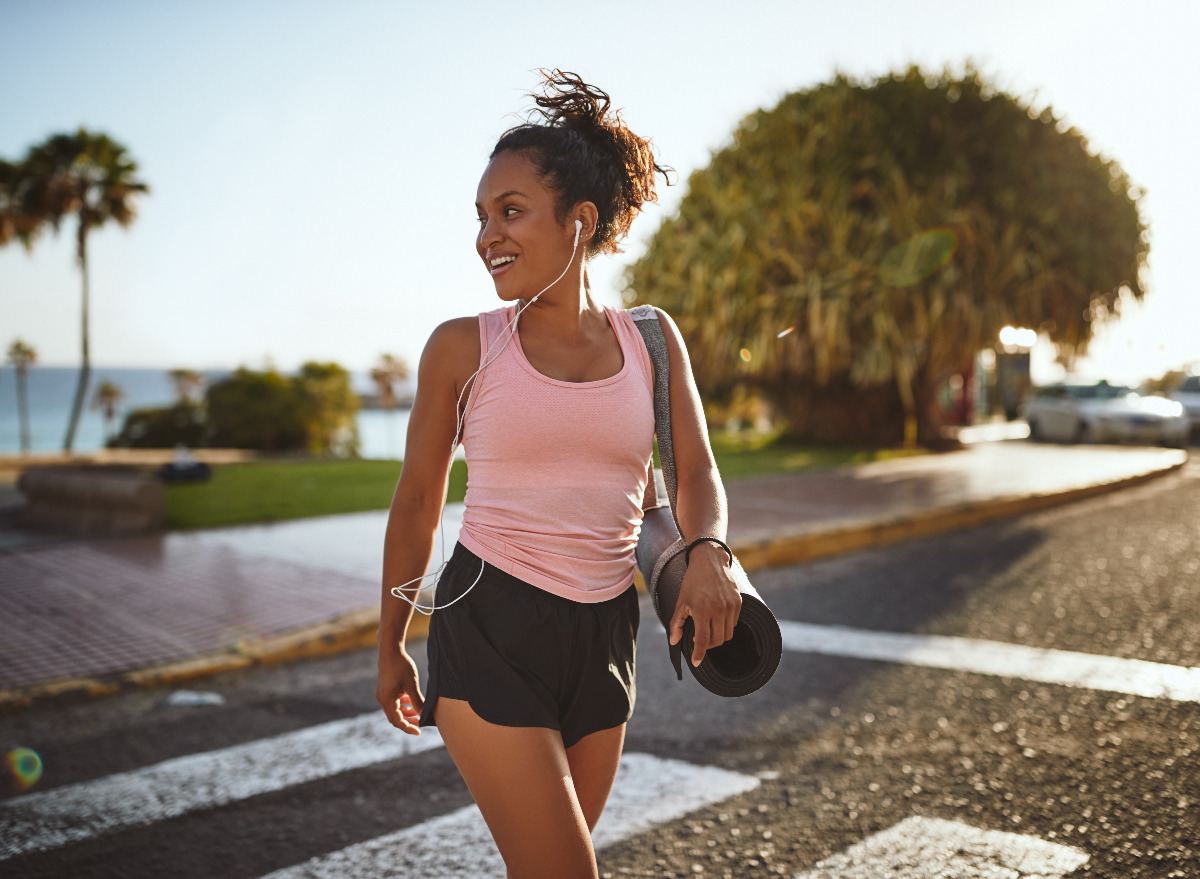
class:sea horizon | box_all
[0,366,412,459]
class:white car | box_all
[1170,374,1200,441]
[1026,382,1189,447]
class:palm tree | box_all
[369,354,409,411]
[10,130,149,452]
[370,354,409,458]
[6,340,37,453]
[168,368,204,404]
[90,379,126,443]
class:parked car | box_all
[1170,374,1200,441]
[1026,381,1189,447]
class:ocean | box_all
[0,366,412,460]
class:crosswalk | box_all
[7,610,1193,875]
[258,754,759,879]
[794,816,1088,879]
[0,712,443,860]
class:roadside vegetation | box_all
[164,436,922,529]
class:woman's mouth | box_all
[488,254,517,276]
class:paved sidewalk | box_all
[0,442,1186,698]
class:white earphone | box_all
[390,218,586,614]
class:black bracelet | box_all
[685,536,734,567]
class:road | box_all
[3,458,1198,878]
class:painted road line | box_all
[794,815,1088,878]
[0,712,443,861]
[259,752,759,879]
[780,620,1200,702]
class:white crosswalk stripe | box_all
[793,815,1089,878]
[0,712,442,860]
[780,620,1200,702]
[258,753,760,879]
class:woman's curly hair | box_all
[492,70,672,255]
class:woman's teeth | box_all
[489,255,515,268]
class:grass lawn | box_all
[165,437,924,529]
[707,431,927,480]
[164,459,468,530]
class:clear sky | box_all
[2,0,1197,386]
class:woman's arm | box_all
[653,307,742,667]
[376,317,480,734]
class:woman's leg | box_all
[434,697,598,879]
[565,724,626,832]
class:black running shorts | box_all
[418,541,639,748]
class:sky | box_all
[2,0,1197,386]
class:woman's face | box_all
[475,151,577,302]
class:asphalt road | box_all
[3,457,1198,878]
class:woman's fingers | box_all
[724,604,739,643]
[668,606,687,646]
[387,698,420,735]
[690,616,712,667]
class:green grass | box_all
[707,430,927,480]
[165,437,922,529]
[164,459,468,530]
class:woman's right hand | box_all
[377,646,425,735]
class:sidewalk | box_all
[0,442,1186,706]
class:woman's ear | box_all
[574,202,599,242]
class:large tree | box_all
[625,67,1148,446]
[6,130,148,452]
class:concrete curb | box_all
[729,457,1187,571]
[0,607,429,714]
[1,454,1184,713]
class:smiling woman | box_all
[374,71,734,879]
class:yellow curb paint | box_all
[731,460,1185,572]
[0,458,1183,714]
[0,607,431,714]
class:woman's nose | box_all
[479,217,502,248]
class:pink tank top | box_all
[456,304,655,603]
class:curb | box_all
[1,455,1184,713]
[729,457,1187,572]
[0,607,429,714]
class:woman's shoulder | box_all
[426,315,481,349]
[419,316,484,382]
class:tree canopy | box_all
[625,67,1148,445]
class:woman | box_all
[376,71,742,879]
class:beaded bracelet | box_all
[684,536,734,567]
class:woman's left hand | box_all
[668,542,742,667]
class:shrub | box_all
[110,403,207,448]
[206,368,307,451]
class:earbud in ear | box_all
[574,219,583,245]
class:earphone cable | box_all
[390,221,583,614]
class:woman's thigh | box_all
[434,697,598,879]
[566,724,626,832]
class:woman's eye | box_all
[504,207,520,217]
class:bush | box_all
[295,362,360,456]
[110,364,361,454]
[110,403,207,449]
[205,368,307,451]
[205,364,360,454]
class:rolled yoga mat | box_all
[636,503,782,697]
